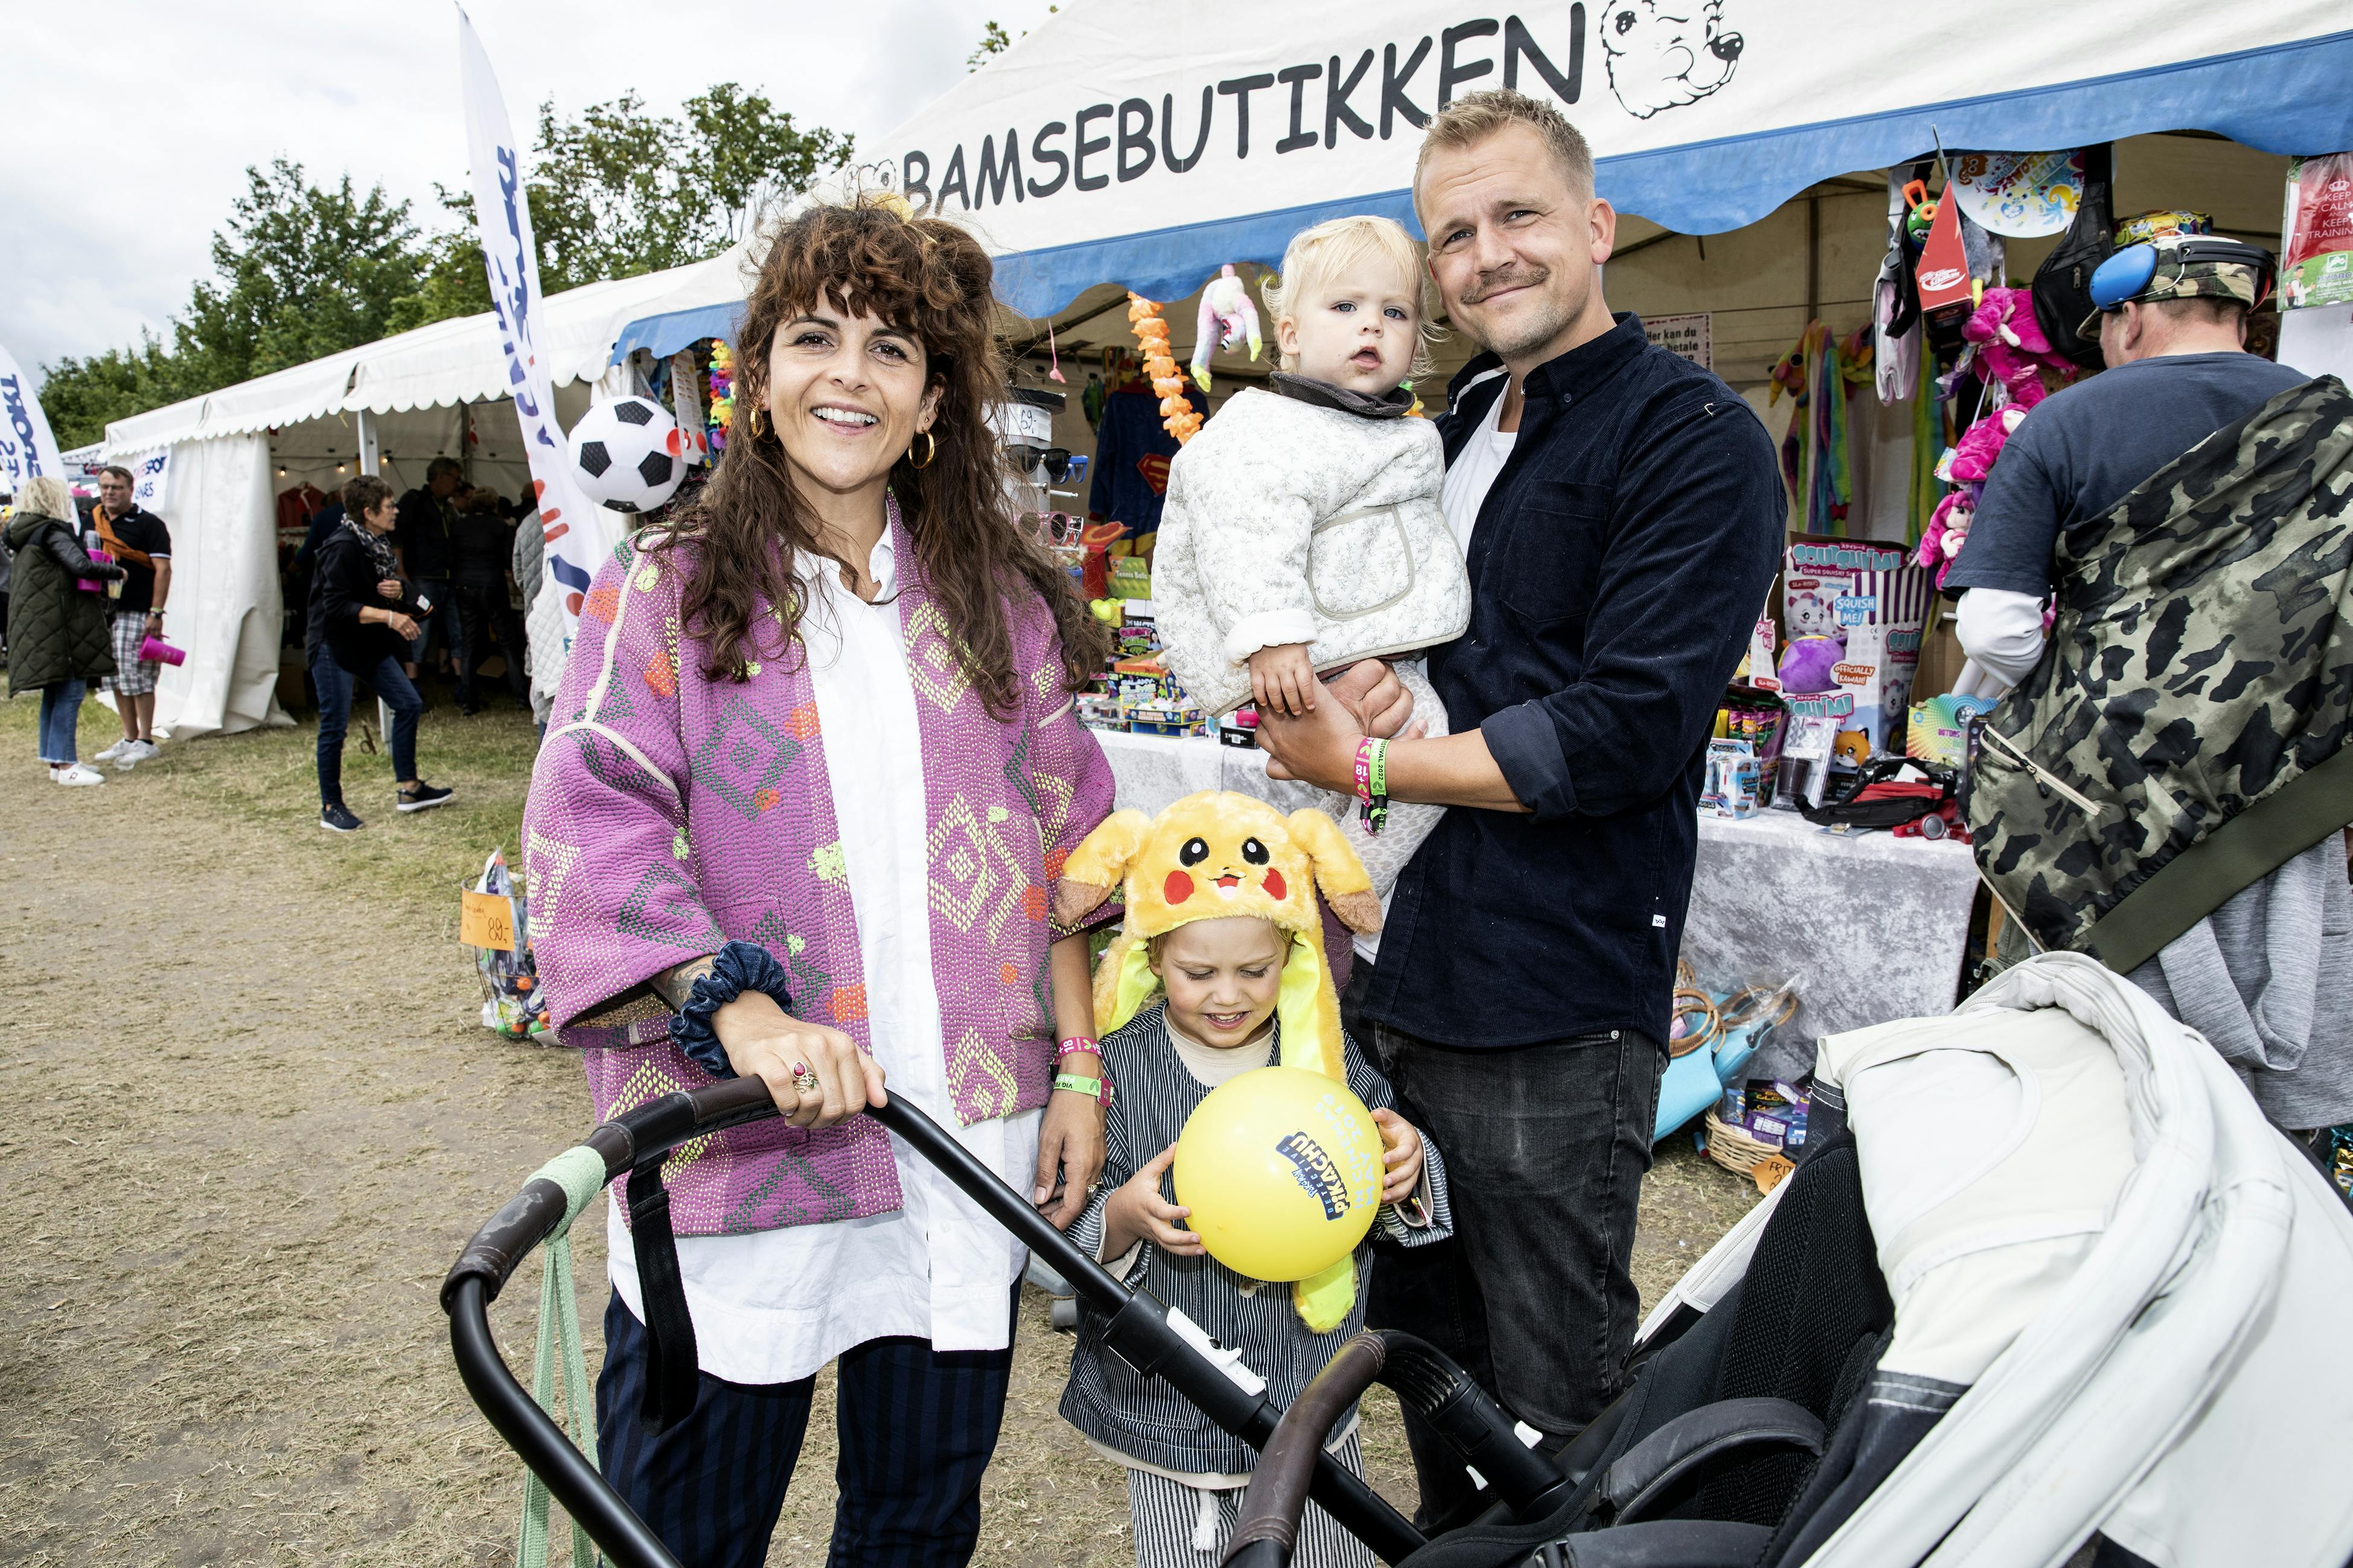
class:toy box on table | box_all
[1704,684,1787,817]
[1781,537,1933,762]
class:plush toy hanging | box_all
[1190,264,1263,394]
[1128,295,1203,444]
[1053,791,1384,1330]
[1959,287,2077,412]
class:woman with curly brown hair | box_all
[523,198,1117,1567]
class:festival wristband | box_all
[1359,737,1391,835]
[1056,1035,1100,1061]
[668,940,795,1080]
[1053,1071,1112,1107]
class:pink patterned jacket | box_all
[522,512,1114,1236]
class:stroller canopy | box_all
[1640,952,2353,1567]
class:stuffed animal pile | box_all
[1915,287,2080,587]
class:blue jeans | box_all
[311,645,421,804]
[1364,1001,1665,1522]
[37,679,86,763]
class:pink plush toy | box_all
[1915,489,1976,587]
[1961,287,2075,411]
[1941,405,2028,485]
[1192,264,1264,393]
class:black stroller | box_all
[450,1082,1906,1568]
[447,957,2353,1566]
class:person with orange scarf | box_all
[89,464,171,769]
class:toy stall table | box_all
[1089,730,1982,1050]
[1682,811,1981,1047]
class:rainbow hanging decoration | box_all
[707,341,736,454]
[1128,295,1202,444]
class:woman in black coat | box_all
[5,476,124,785]
[305,474,455,831]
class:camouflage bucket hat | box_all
[2078,237,2272,340]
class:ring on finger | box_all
[790,1061,822,1093]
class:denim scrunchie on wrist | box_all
[669,940,795,1080]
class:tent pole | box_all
[357,409,380,477]
[1806,196,1821,323]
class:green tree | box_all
[176,158,430,389]
[38,335,197,451]
[969,9,1055,69]
[38,86,849,447]
[526,84,851,290]
[969,21,1016,68]
[40,159,429,448]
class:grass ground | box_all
[0,687,1760,1566]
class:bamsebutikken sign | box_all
[898,2,1745,229]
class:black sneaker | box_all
[321,802,365,832]
[397,782,456,813]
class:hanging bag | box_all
[2031,143,2116,368]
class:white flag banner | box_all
[0,339,68,496]
[456,5,611,671]
[127,445,172,514]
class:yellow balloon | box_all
[1173,1066,1384,1282]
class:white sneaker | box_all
[116,739,159,770]
[92,739,130,763]
[52,763,107,786]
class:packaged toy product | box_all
[1906,691,1996,768]
[1702,741,1766,818]
[1782,537,1932,757]
[1774,692,1853,811]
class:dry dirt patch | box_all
[0,696,1757,1565]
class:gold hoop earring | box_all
[746,406,767,438]
[908,430,936,469]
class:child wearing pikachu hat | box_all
[1052,792,1454,1567]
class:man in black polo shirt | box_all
[394,456,464,684]
[1256,89,1783,1512]
[90,464,173,768]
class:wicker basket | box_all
[1702,1109,1786,1178]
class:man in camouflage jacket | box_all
[1947,237,2353,1131]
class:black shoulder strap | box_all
[627,1157,702,1431]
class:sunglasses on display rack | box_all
[1008,446,1086,485]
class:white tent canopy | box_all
[101,257,751,453]
[848,0,2352,319]
[89,252,755,741]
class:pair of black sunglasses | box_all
[1007,445,1076,483]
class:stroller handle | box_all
[444,1079,1429,1568]
[1224,1331,1574,1568]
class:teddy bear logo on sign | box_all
[1601,0,1745,120]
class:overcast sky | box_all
[4,0,1061,380]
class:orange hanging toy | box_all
[1128,294,1202,444]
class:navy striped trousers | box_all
[595,1292,1015,1568]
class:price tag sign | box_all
[461,890,518,951]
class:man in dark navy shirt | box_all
[1256,90,1783,1510]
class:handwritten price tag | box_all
[461,890,517,951]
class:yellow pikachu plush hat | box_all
[1052,791,1383,1330]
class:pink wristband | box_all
[1056,1035,1100,1060]
[1353,736,1378,805]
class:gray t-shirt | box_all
[1944,351,2307,599]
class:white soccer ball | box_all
[567,396,687,513]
